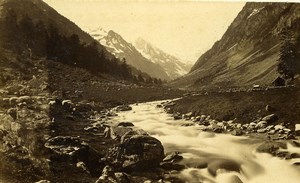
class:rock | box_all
[212,124,223,133]
[231,129,243,136]
[256,141,287,155]
[116,105,132,112]
[62,100,72,106]
[173,113,182,120]
[286,153,300,159]
[156,104,163,108]
[265,125,274,131]
[181,122,194,127]
[207,159,240,176]
[120,129,148,143]
[84,126,98,132]
[262,114,279,124]
[161,152,184,171]
[255,121,267,129]
[257,128,267,133]
[295,124,300,131]
[7,108,17,120]
[110,135,164,171]
[160,162,185,171]
[268,130,276,135]
[194,116,201,122]
[48,100,56,106]
[35,180,51,183]
[106,112,117,117]
[206,115,211,121]
[248,122,256,130]
[221,174,243,183]
[44,136,89,161]
[96,166,117,183]
[163,152,183,163]
[199,115,206,123]
[185,112,193,118]
[114,172,131,183]
[291,141,300,147]
[96,165,132,183]
[283,128,291,134]
[9,97,18,106]
[117,122,134,127]
[76,161,90,174]
[274,125,284,131]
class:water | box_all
[110,100,300,183]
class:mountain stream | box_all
[110,100,300,183]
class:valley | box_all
[1,0,300,183]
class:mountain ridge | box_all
[170,2,300,89]
[89,27,171,81]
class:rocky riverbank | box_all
[161,96,300,161]
[0,54,185,183]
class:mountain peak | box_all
[89,28,171,80]
[135,38,192,79]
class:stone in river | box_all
[207,159,240,176]
[256,141,287,155]
[110,135,164,171]
[117,122,134,127]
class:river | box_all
[110,100,300,183]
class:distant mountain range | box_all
[89,27,191,80]
[135,38,192,80]
[170,2,300,89]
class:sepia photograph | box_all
[0,0,300,182]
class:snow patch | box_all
[247,7,265,19]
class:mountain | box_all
[135,38,192,80]
[170,2,300,89]
[0,0,112,57]
[89,27,171,81]
[0,0,140,80]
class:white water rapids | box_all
[110,100,300,183]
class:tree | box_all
[120,58,131,79]
[19,15,35,40]
[157,79,163,85]
[146,77,153,84]
[277,28,296,80]
[138,74,144,82]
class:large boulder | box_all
[110,135,164,172]
[256,141,287,155]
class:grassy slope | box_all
[170,87,300,126]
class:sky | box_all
[43,0,246,64]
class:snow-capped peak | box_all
[134,38,192,79]
[89,27,108,40]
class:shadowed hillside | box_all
[170,2,300,89]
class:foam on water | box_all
[110,100,300,183]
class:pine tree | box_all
[277,28,296,80]
[138,74,144,82]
